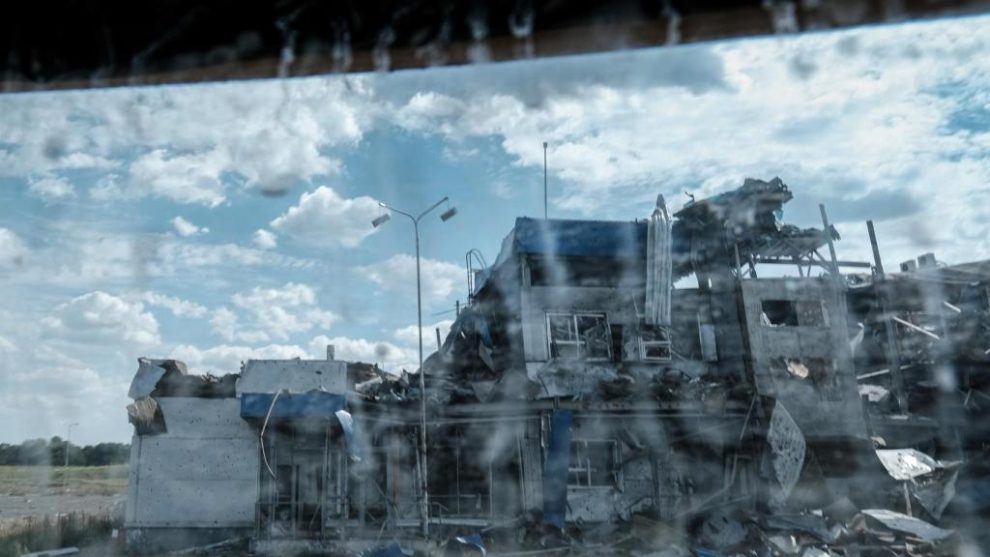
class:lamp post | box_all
[372,196,457,537]
[64,422,78,467]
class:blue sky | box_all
[1,14,989,443]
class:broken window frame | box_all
[567,439,621,488]
[760,300,800,326]
[546,311,612,361]
[760,299,829,327]
[428,442,493,519]
[639,326,672,362]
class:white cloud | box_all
[141,292,208,318]
[88,173,125,201]
[0,228,26,267]
[394,319,454,347]
[170,343,309,375]
[1,222,314,288]
[0,335,18,353]
[171,216,209,237]
[271,186,383,248]
[152,240,309,274]
[209,307,247,343]
[0,76,378,205]
[308,335,418,372]
[131,149,228,207]
[253,229,277,250]
[28,176,75,200]
[396,92,469,132]
[355,254,463,303]
[41,291,160,349]
[382,16,990,266]
[210,283,336,343]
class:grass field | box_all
[0,465,128,497]
[0,466,128,555]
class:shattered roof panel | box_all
[674,177,793,223]
[510,217,648,259]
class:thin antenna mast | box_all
[543,141,548,219]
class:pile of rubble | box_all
[356,502,965,557]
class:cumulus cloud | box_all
[170,343,309,375]
[141,291,208,318]
[172,328,425,379]
[130,149,228,207]
[210,282,336,343]
[308,335,418,372]
[28,176,75,200]
[0,335,18,353]
[41,291,160,349]
[355,254,463,303]
[382,17,990,267]
[171,216,209,237]
[0,76,377,205]
[375,43,728,108]
[152,240,310,274]
[393,319,454,347]
[0,228,26,267]
[270,186,382,248]
[253,229,277,250]
[2,221,312,287]
[209,307,244,342]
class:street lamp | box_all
[64,422,79,467]
[371,195,456,537]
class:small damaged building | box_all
[125,357,352,552]
[124,177,987,555]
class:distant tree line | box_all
[0,437,129,466]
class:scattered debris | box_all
[21,548,80,557]
[121,177,989,555]
[859,509,956,543]
[768,401,806,505]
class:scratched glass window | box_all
[1,8,989,556]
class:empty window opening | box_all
[260,428,337,539]
[547,312,611,360]
[796,300,828,326]
[761,300,799,326]
[568,440,619,487]
[640,326,672,361]
[428,442,491,518]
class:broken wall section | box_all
[125,397,259,553]
[741,278,866,440]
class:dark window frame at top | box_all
[567,439,621,488]
[546,311,612,361]
[760,299,829,327]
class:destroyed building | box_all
[123,177,990,556]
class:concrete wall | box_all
[126,398,259,530]
[521,285,634,363]
[561,416,676,523]
[740,278,868,439]
[238,359,348,395]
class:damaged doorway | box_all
[258,423,347,540]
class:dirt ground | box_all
[0,493,124,520]
[0,465,126,520]
[0,466,127,555]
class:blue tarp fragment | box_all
[334,409,365,462]
[240,391,346,420]
[362,542,411,557]
[451,534,486,556]
[542,409,573,529]
[512,217,646,259]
